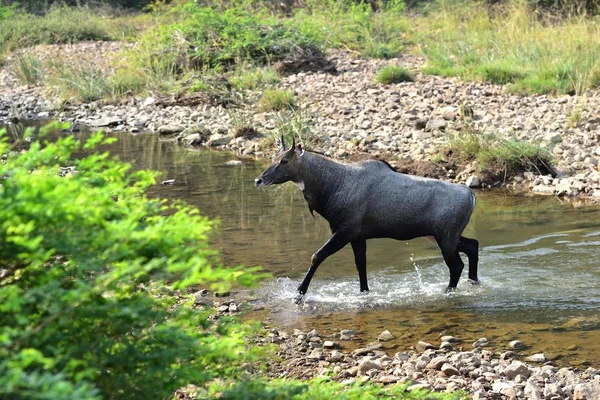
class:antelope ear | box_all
[296,143,304,156]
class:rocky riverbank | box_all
[257,326,600,399]
[200,289,600,400]
[1,42,600,201]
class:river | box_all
[5,122,600,367]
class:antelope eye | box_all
[280,159,289,165]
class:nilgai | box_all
[255,137,480,300]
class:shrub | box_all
[0,122,265,399]
[374,65,415,84]
[259,89,297,111]
[290,0,407,59]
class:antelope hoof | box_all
[293,293,305,304]
[445,286,457,294]
[468,279,481,285]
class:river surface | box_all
[5,123,600,367]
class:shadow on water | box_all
[4,121,600,367]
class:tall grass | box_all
[417,1,600,94]
[11,54,44,85]
[47,59,144,102]
[0,6,112,52]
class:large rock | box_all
[493,382,517,400]
[357,359,381,376]
[157,124,184,134]
[441,363,459,376]
[209,133,233,147]
[427,356,449,370]
[466,175,481,188]
[524,381,544,400]
[504,361,531,379]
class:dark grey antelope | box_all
[255,137,480,300]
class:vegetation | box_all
[445,126,554,180]
[375,65,415,84]
[215,378,466,400]
[0,121,467,399]
[417,1,600,94]
[10,53,43,85]
[259,89,297,112]
[0,5,113,54]
[0,122,266,399]
[288,0,408,59]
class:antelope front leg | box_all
[295,232,349,302]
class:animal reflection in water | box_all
[255,137,480,302]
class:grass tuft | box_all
[11,53,43,85]
[375,65,415,84]
[258,89,296,112]
[446,127,554,181]
[229,67,280,90]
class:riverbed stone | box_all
[416,340,435,352]
[358,359,381,376]
[525,353,547,363]
[466,175,481,188]
[509,340,525,350]
[440,335,459,343]
[379,375,399,384]
[158,124,184,134]
[441,363,459,376]
[427,356,450,370]
[473,338,489,348]
[504,361,532,379]
[378,330,395,341]
[493,381,517,400]
[209,133,232,146]
[327,350,344,362]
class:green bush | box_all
[374,65,415,84]
[290,0,407,59]
[0,123,265,399]
[0,3,18,20]
[139,2,319,71]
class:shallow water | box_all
[6,123,600,366]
